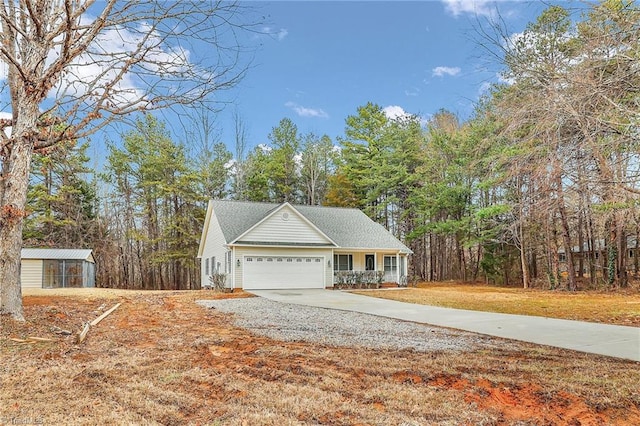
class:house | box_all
[197,200,412,290]
[558,236,639,274]
[20,248,96,289]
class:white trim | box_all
[230,243,334,249]
[197,200,214,258]
[230,202,338,247]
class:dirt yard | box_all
[1,288,639,425]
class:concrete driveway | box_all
[249,289,640,362]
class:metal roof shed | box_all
[20,248,96,289]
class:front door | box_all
[365,254,375,271]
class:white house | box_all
[197,200,412,290]
[20,248,96,289]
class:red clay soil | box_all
[2,291,639,425]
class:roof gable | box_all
[233,203,335,246]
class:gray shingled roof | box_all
[21,248,95,262]
[211,200,411,253]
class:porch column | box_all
[396,252,400,283]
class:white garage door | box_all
[243,255,325,290]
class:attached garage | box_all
[243,255,325,290]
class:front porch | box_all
[332,251,407,287]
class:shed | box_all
[20,248,96,289]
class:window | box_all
[558,253,566,262]
[333,254,353,271]
[630,250,635,259]
[226,251,232,273]
[211,257,216,273]
[43,260,83,288]
[305,258,312,262]
[205,258,210,275]
[384,256,397,274]
[267,257,274,262]
[246,257,253,262]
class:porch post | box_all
[396,252,400,283]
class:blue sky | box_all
[207,0,552,151]
[0,1,557,159]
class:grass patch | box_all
[352,282,640,326]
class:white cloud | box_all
[257,143,272,153]
[432,66,461,77]
[0,13,193,107]
[404,87,420,97]
[277,28,289,41]
[262,26,289,41]
[285,101,328,118]
[383,106,431,128]
[32,15,188,108]
[383,105,411,120]
[442,0,497,18]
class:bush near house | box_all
[333,271,384,289]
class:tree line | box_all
[23,1,640,290]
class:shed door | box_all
[243,256,325,290]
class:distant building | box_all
[558,237,638,274]
[20,248,96,289]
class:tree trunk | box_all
[635,224,639,278]
[554,172,577,291]
[519,220,530,289]
[0,138,34,321]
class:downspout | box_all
[231,247,236,290]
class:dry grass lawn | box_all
[1,288,639,425]
[353,282,640,326]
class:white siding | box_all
[20,259,43,288]
[233,246,333,289]
[240,205,332,245]
[200,209,231,288]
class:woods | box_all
[3,1,640,312]
[0,0,256,319]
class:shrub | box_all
[333,271,384,289]
[208,273,229,292]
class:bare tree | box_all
[0,1,257,320]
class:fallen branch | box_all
[76,322,90,344]
[10,336,54,345]
[76,302,122,344]
[27,336,54,342]
[90,302,122,327]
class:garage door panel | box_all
[244,256,324,289]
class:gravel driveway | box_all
[198,297,514,352]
